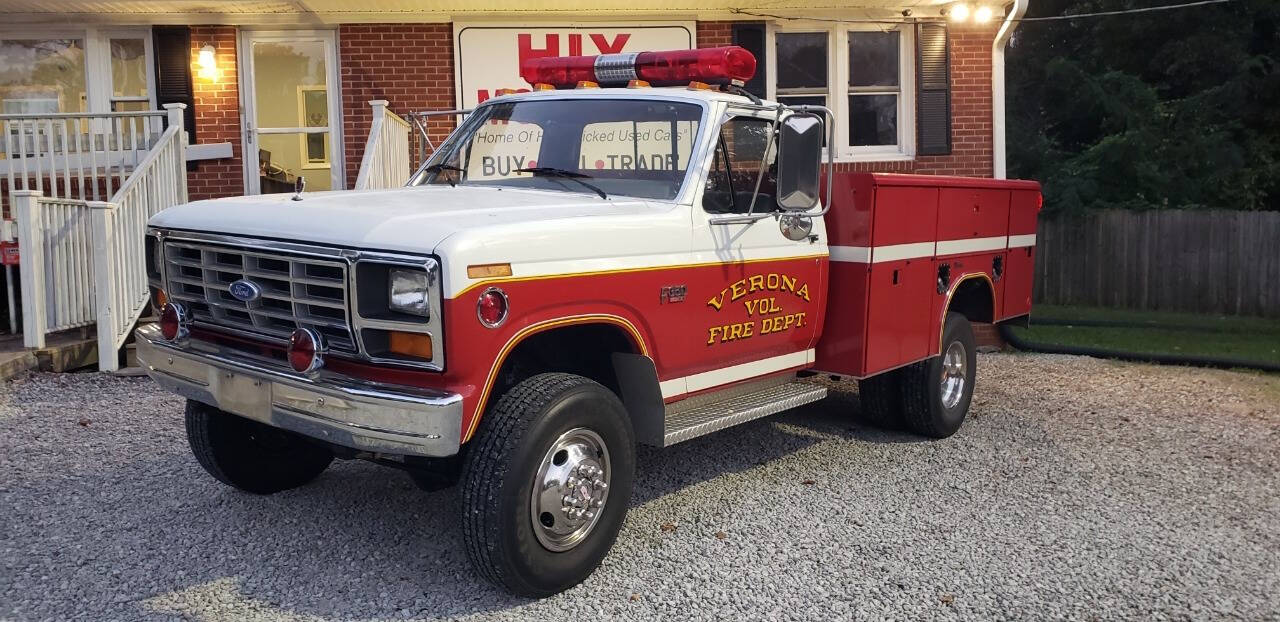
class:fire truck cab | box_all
[136,47,1040,597]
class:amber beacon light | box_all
[520,46,757,90]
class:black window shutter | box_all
[152,26,196,146]
[731,23,767,99]
[916,22,951,155]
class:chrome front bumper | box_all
[135,324,463,457]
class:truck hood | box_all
[149,185,654,254]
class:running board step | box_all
[661,381,827,446]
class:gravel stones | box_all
[2,353,1277,620]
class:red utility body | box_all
[816,172,1041,378]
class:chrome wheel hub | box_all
[940,340,967,409]
[530,427,610,552]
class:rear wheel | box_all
[898,312,977,438]
[460,373,635,597]
[184,400,333,494]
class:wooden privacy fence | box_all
[1034,210,1280,318]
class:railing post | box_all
[164,103,189,205]
[13,190,47,348]
[88,200,119,371]
[355,100,390,190]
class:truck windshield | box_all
[413,99,703,201]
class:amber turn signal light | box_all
[467,263,512,279]
[388,331,433,360]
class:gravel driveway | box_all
[2,353,1278,621]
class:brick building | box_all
[0,0,1027,203]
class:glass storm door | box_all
[241,31,342,194]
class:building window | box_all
[770,25,913,161]
[847,31,899,147]
[0,38,87,114]
[0,28,154,115]
[775,32,828,109]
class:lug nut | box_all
[566,476,579,487]
[584,510,595,520]
[591,499,604,508]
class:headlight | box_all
[389,268,430,318]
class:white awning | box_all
[0,0,959,25]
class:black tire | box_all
[857,369,904,429]
[460,373,636,597]
[184,400,334,494]
[898,312,977,438]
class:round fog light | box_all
[288,328,325,373]
[158,302,189,342]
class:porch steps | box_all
[0,329,97,380]
[661,379,828,446]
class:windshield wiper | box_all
[514,167,608,200]
[423,163,464,187]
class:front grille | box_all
[162,241,355,351]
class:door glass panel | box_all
[251,38,333,193]
[110,39,148,97]
[252,40,327,128]
[259,132,332,192]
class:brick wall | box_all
[696,22,734,48]
[339,24,455,190]
[188,26,244,201]
[696,20,996,178]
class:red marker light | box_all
[158,302,189,342]
[520,46,756,89]
[477,288,509,328]
[288,328,325,373]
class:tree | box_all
[1006,0,1280,213]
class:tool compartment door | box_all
[862,184,938,375]
[1002,188,1040,318]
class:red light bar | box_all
[520,46,756,90]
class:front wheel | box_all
[897,312,977,438]
[184,400,333,494]
[460,373,636,597]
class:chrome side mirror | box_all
[775,113,823,211]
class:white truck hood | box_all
[149,185,652,254]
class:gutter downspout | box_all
[992,0,1028,179]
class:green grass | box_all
[1009,304,1280,366]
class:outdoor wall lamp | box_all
[944,3,996,23]
[197,44,218,81]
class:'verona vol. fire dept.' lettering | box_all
[705,273,811,345]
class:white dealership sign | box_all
[453,22,695,109]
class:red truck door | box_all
[676,113,824,395]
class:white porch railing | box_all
[12,192,96,343]
[13,104,188,371]
[2,110,168,203]
[354,100,413,190]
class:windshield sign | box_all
[415,99,703,200]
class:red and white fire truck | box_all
[136,47,1039,596]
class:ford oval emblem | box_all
[229,279,263,302]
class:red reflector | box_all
[520,46,756,89]
[477,288,509,328]
[288,328,325,373]
[159,302,188,342]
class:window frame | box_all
[766,21,915,163]
[0,26,156,115]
